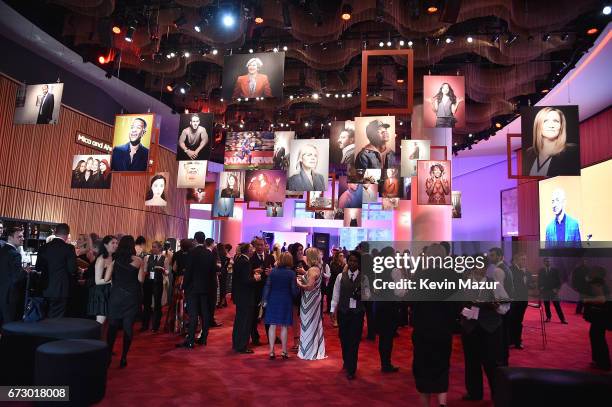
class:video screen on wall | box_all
[538,159,612,254]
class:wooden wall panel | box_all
[0,75,188,241]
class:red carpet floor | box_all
[98,302,611,407]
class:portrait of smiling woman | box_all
[145,173,168,207]
[286,140,329,192]
[522,106,580,177]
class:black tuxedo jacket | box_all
[232,255,256,307]
[0,244,25,305]
[538,266,562,295]
[183,245,216,296]
[250,252,274,293]
[37,93,55,124]
[38,238,77,299]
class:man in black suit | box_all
[0,221,6,248]
[141,241,167,332]
[205,238,222,327]
[36,84,55,124]
[178,232,216,348]
[487,247,514,364]
[0,226,28,325]
[508,252,531,349]
[538,258,567,324]
[249,237,274,345]
[232,243,260,353]
[461,260,510,401]
[38,223,77,318]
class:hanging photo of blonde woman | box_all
[286,139,329,191]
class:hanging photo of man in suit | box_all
[13,83,64,125]
[110,114,154,172]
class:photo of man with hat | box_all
[355,119,397,169]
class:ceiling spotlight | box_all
[183,51,190,57]
[125,25,135,42]
[237,98,241,101]
[166,53,172,59]
[603,5,611,15]
[561,33,569,41]
[254,6,264,24]
[347,93,352,97]
[445,37,453,44]
[326,93,331,97]
[495,122,502,129]
[304,122,310,127]
[379,41,384,47]
[139,55,146,62]
[397,78,404,84]
[491,34,500,44]
[289,95,294,100]
[426,6,438,14]
[506,34,518,45]
[255,16,264,24]
[220,98,224,102]
[334,94,339,98]
[341,94,346,98]
[468,133,473,138]
[273,47,279,52]
[170,52,176,58]
[239,123,244,128]
[283,45,288,51]
[399,121,403,126]
[179,87,186,94]
[542,33,551,42]
[112,25,121,35]
[387,41,392,46]
[407,40,413,47]
[249,48,254,53]
[194,24,201,33]
[397,40,404,47]
[244,97,248,101]
[212,49,218,55]
[466,36,473,43]
[98,56,106,64]
[166,82,175,92]
[222,14,236,28]
[341,4,352,21]
[312,93,319,99]
[541,88,549,94]
[586,27,598,35]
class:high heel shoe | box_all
[281,352,289,360]
[119,358,127,368]
[269,352,276,360]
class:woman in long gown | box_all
[296,247,326,360]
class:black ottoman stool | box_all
[35,339,108,406]
[0,318,101,385]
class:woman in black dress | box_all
[104,235,144,368]
[87,235,117,324]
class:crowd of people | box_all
[0,220,610,405]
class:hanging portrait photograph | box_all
[186,183,216,204]
[219,171,245,199]
[245,170,287,202]
[13,82,64,125]
[286,139,330,192]
[221,52,285,100]
[361,182,379,204]
[111,113,155,172]
[343,208,362,227]
[329,120,355,167]
[70,155,112,189]
[338,176,363,209]
[401,139,431,177]
[176,113,213,161]
[224,131,274,169]
[404,177,412,200]
[417,160,452,205]
[380,168,401,198]
[354,116,397,170]
[520,105,580,177]
[273,131,294,170]
[382,197,400,210]
[452,191,462,218]
[423,75,465,129]
[212,189,235,218]
[145,172,169,207]
[266,202,284,217]
[176,160,208,189]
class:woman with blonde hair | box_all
[296,247,326,360]
[272,243,282,266]
[286,144,327,191]
[523,107,579,177]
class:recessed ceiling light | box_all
[587,27,599,35]
[466,36,473,43]
[603,5,611,15]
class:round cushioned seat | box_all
[35,339,108,406]
[0,318,101,386]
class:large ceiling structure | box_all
[6,0,610,149]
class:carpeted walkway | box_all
[98,302,610,406]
